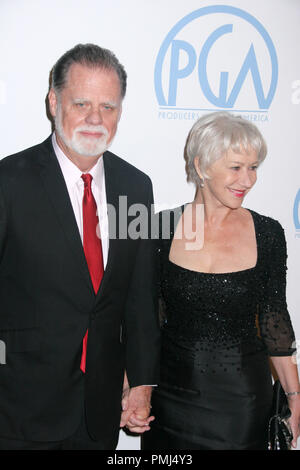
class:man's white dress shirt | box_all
[52,133,109,267]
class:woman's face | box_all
[199,146,258,209]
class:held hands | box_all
[120,375,154,433]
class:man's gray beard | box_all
[54,112,109,158]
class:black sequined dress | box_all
[142,207,296,450]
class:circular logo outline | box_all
[154,5,278,109]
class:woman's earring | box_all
[199,177,205,188]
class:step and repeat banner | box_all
[0,0,299,450]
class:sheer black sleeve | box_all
[258,219,296,356]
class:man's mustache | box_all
[75,125,108,137]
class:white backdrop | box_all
[0,0,299,450]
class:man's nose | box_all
[85,108,103,125]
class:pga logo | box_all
[294,189,300,233]
[155,5,278,111]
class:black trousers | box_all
[0,408,116,450]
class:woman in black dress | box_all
[142,112,300,450]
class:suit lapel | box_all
[36,137,94,294]
[36,139,124,300]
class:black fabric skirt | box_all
[142,347,273,450]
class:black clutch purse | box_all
[268,380,293,450]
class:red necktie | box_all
[80,173,104,373]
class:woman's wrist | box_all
[285,390,300,397]
[286,391,300,403]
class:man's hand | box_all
[120,385,154,433]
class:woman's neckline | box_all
[167,206,259,276]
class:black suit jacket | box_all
[0,136,160,447]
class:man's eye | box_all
[74,101,87,108]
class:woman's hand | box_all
[288,395,300,448]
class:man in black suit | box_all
[0,44,160,449]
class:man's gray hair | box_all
[51,43,127,98]
[184,111,267,186]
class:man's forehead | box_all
[67,63,118,82]
[62,63,121,97]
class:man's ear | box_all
[48,88,58,118]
